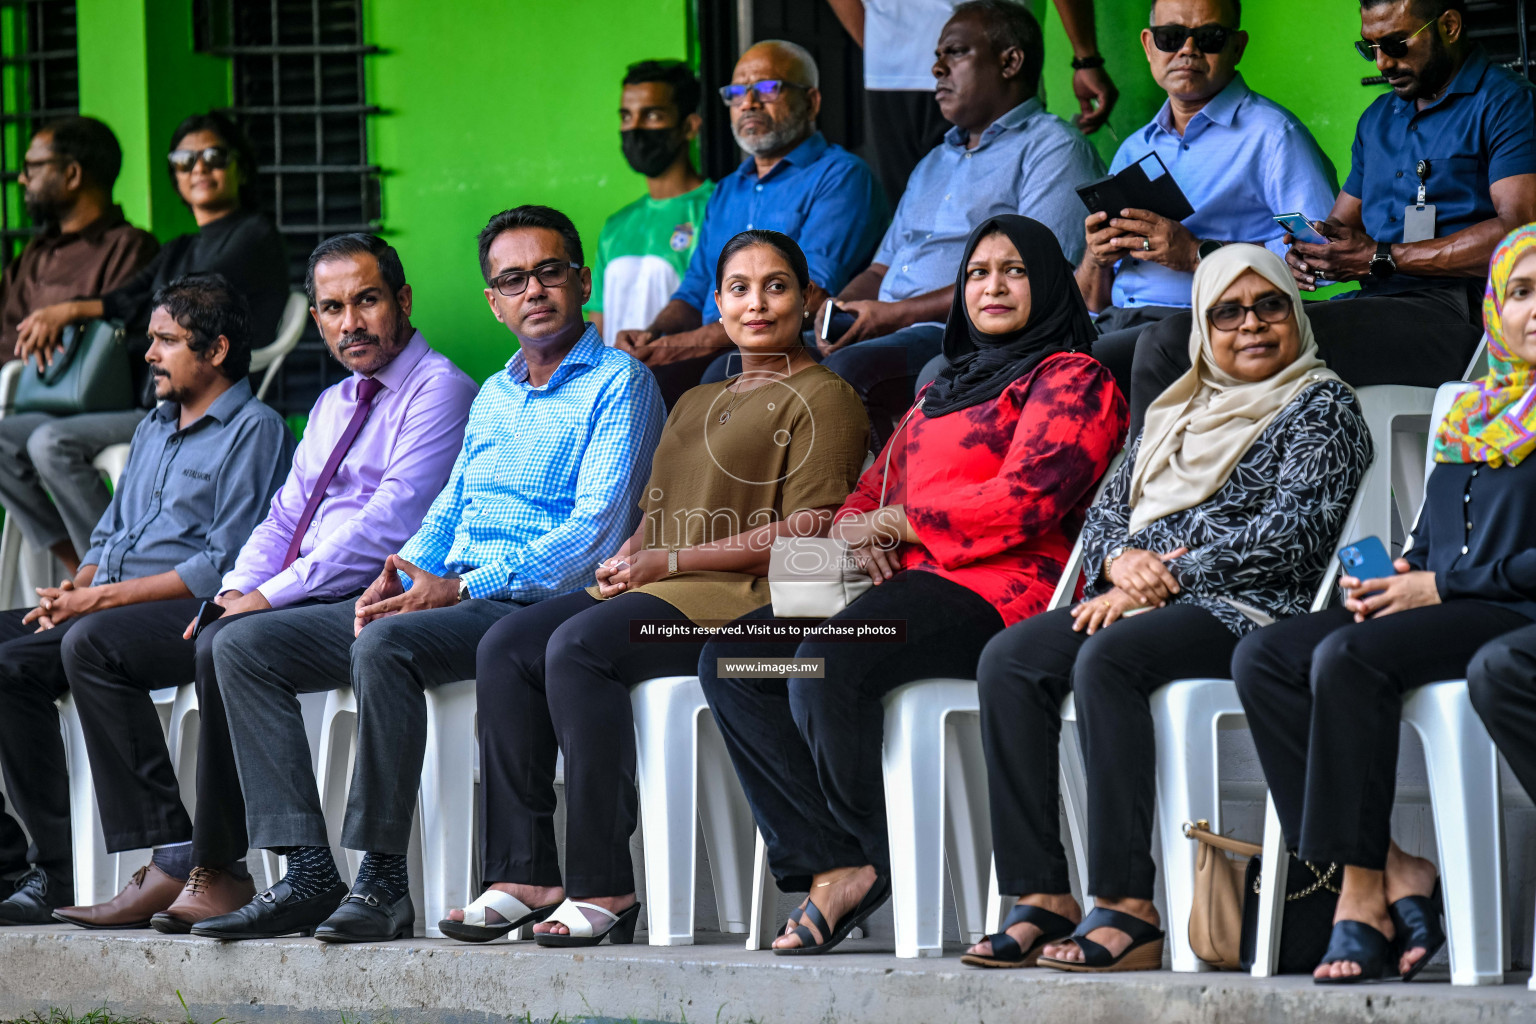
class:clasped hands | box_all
[595,548,671,597]
[351,554,462,636]
[1071,547,1186,635]
[1339,558,1440,622]
[24,579,92,631]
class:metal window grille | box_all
[205,0,382,416]
[0,0,77,264]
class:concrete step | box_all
[0,924,1530,1024]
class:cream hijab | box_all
[1126,244,1342,536]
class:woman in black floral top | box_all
[963,245,1371,974]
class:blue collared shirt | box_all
[83,376,295,596]
[1345,46,1536,293]
[1109,73,1338,309]
[875,98,1103,303]
[672,131,885,322]
[397,324,665,602]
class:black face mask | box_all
[621,127,685,177]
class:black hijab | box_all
[921,215,1098,418]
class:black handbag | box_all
[1239,852,1341,973]
[14,318,133,416]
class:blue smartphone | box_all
[1338,536,1397,603]
[1274,213,1329,245]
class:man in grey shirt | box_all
[0,272,293,924]
[808,0,1101,443]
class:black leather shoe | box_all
[189,878,347,940]
[314,890,415,943]
[0,868,73,925]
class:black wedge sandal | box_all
[1037,906,1165,973]
[1390,878,1445,983]
[961,903,1078,968]
[1313,919,1396,984]
[774,875,892,956]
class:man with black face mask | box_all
[588,60,713,347]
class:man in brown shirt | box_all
[0,117,158,361]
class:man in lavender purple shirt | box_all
[51,234,477,933]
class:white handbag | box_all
[767,401,921,618]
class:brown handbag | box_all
[1185,819,1260,970]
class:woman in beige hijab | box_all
[964,244,1372,972]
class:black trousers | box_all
[474,589,701,896]
[698,570,1003,892]
[1232,602,1531,869]
[1126,284,1482,438]
[864,90,950,211]
[62,597,289,864]
[1089,305,1185,403]
[1468,623,1536,807]
[980,604,1239,899]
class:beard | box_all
[1395,35,1456,101]
[731,106,812,157]
[23,188,64,232]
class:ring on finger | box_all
[1141,238,1152,252]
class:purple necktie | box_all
[281,376,385,570]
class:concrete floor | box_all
[0,923,1532,1024]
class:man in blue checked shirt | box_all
[198,206,664,945]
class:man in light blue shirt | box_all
[804,1,1103,444]
[200,206,665,945]
[1076,0,1335,406]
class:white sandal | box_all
[438,888,559,943]
[533,898,643,947]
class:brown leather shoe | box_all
[52,862,183,929]
[150,866,257,934]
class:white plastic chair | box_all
[631,674,758,945]
[1351,385,1437,549]
[250,292,309,402]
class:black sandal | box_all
[774,875,891,956]
[1313,919,1396,984]
[1037,907,1165,973]
[961,903,1077,968]
[1390,878,1445,982]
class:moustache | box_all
[340,331,381,348]
[151,367,170,379]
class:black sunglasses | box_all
[1354,18,1435,61]
[490,262,581,297]
[1150,23,1235,54]
[1206,293,1294,331]
[168,146,231,173]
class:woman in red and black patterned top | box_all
[698,216,1127,954]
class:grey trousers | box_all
[0,409,146,554]
[212,597,518,854]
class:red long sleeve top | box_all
[835,352,1127,627]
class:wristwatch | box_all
[1103,546,1128,580]
[1070,54,1105,70]
[667,550,680,576]
[456,578,470,603]
[1369,241,1396,279]
[1197,239,1224,262]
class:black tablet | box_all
[1075,151,1194,223]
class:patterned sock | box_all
[279,845,342,900]
[150,842,192,881]
[351,852,409,904]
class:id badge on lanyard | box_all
[1403,159,1436,243]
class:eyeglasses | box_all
[1354,18,1435,60]
[1206,293,1294,331]
[490,262,580,297]
[1149,23,1235,54]
[718,80,810,107]
[167,146,231,173]
[18,157,62,179]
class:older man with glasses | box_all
[615,39,885,405]
[1125,0,1536,431]
[191,206,664,944]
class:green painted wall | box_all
[363,0,691,384]
[75,0,230,240]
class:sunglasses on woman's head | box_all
[1206,293,1294,331]
[1149,23,1234,54]
[167,146,231,174]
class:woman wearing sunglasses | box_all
[18,110,289,387]
[1235,225,1536,984]
[964,244,1369,972]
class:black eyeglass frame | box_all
[717,80,812,107]
[1205,293,1295,331]
[1149,23,1236,54]
[167,146,233,174]
[1353,18,1437,61]
[489,261,582,297]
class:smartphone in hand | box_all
[191,600,226,640]
[1338,535,1397,606]
[820,302,857,346]
[1274,213,1329,246]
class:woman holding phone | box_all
[437,230,868,947]
[698,216,1126,955]
[963,244,1369,973]
[1234,224,1536,984]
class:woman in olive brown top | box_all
[441,230,868,947]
